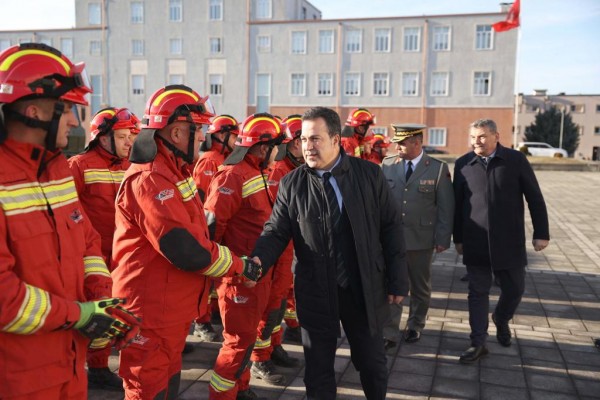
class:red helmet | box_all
[345,108,376,127]
[283,114,302,140]
[142,85,215,129]
[372,133,391,148]
[207,114,239,135]
[89,107,140,143]
[236,113,286,148]
[0,43,91,105]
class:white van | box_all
[517,142,568,158]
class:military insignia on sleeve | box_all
[218,187,234,195]
[156,189,175,202]
[69,208,84,224]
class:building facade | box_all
[0,0,517,155]
[516,90,600,160]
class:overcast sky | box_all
[2,0,599,95]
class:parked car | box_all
[517,142,568,158]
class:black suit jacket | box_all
[453,144,549,269]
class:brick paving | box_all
[90,170,600,399]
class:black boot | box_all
[87,367,124,392]
[271,345,300,367]
[250,361,285,385]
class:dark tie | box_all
[323,172,349,288]
[405,160,413,181]
[479,156,488,167]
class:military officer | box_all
[381,124,454,349]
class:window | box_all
[88,3,101,25]
[90,75,102,113]
[209,0,222,20]
[402,72,419,96]
[596,104,600,112]
[431,72,449,96]
[345,29,362,53]
[571,104,585,113]
[344,73,360,96]
[403,27,420,52]
[257,35,271,53]
[256,0,272,19]
[132,39,144,56]
[594,127,600,135]
[475,25,493,50]
[319,30,334,53]
[317,73,333,96]
[209,74,223,96]
[374,28,391,52]
[60,38,73,58]
[170,38,183,55]
[373,73,389,96]
[256,74,270,112]
[291,73,306,96]
[210,37,222,54]
[473,71,491,96]
[0,39,10,51]
[89,40,102,56]
[428,128,447,146]
[169,0,182,22]
[169,74,184,85]
[291,31,307,54]
[433,26,450,51]
[132,75,145,95]
[131,2,144,24]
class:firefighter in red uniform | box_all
[363,133,391,165]
[192,114,240,342]
[111,85,261,400]
[0,43,140,400]
[341,108,376,159]
[205,113,285,400]
[250,115,305,371]
[68,107,140,391]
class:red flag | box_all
[492,0,520,32]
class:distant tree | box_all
[524,107,579,155]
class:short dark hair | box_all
[302,107,341,138]
[470,119,497,133]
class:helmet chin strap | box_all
[286,150,304,168]
[5,100,64,152]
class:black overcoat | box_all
[453,144,549,269]
[253,151,408,337]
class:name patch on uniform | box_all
[420,179,435,185]
[70,209,84,224]
[218,187,234,195]
[156,189,175,202]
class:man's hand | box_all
[388,295,404,304]
[435,245,448,253]
[75,298,141,350]
[454,243,463,255]
[533,239,549,251]
[241,256,262,283]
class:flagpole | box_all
[512,26,521,149]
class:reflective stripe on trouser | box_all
[119,323,190,400]
[209,279,271,400]
[284,287,299,328]
[86,344,111,368]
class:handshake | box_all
[241,256,263,286]
[74,298,141,350]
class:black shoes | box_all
[403,329,421,343]
[87,367,124,392]
[237,388,267,400]
[271,345,300,367]
[595,338,600,350]
[492,313,512,347]
[383,338,397,351]
[459,346,489,364]
[250,360,285,385]
[194,322,219,342]
[283,326,302,344]
[460,273,469,282]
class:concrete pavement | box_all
[90,170,600,399]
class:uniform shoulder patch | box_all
[156,189,175,202]
[203,170,214,176]
[218,187,234,195]
[70,208,84,224]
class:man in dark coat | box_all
[453,118,550,364]
[252,107,408,400]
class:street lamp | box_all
[559,105,565,150]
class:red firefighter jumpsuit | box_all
[68,145,131,369]
[341,133,372,159]
[0,139,112,399]
[112,141,245,400]
[250,155,296,363]
[204,154,275,399]
[192,142,228,324]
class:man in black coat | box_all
[252,107,408,400]
[453,119,550,364]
